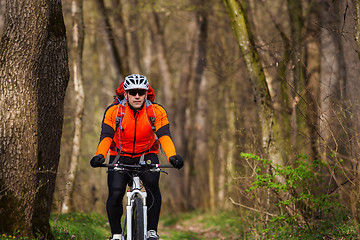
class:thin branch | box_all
[229,197,277,217]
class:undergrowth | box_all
[241,152,360,239]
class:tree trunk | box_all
[171,15,197,210]
[191,5,209,209]
[61,0,85,214]
[303,1,321,161]
[0,1,69,238]
[208,80,223,211]
[0,0,4,35]
[224,0,308,220]
[111,0,130,74]
[287,0,308,155]
[223,79,238,209]
[148,11,175,118]
[94,0,126,80]
[340,0,360,235]
[126,0,143,73]
[320,0,346,155]
[356,0,360,61]
[224,0,273,158]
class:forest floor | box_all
[0,210,241,240]
[1,210,358,239]
[157,211,241,240]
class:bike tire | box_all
[132,196,144,240]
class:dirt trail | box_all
[158,214,238,240]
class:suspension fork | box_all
[125,175,147,240]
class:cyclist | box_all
[90,74,184,240]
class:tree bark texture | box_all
[61,0,85,214]
[126,0,142,74]
[287,0,308,154]
[0,1,69,238]
[303,2,321,160]
[0,0,4,34]
[356,0,360,60]
[320,0,346,155]
[224,0,273,158]
[171,15,198,210]
[189,5,209,209]
[111,0,130,75]
[149,11,175,118]
[94,0,126,80]
[339,0,360,233]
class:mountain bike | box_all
[101,160,173,240]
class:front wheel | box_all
[132,196,144,240]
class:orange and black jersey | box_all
[96,101,176,160]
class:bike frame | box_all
[101,161,172,240]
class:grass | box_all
[0,210,242,240]
[0,212,110,240]
[50,212,110,239]
[1,210,359,239]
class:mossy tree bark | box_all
[224,0,310,219]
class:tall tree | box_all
[61,0,85,214]
[148,10,175,117]
[111,0,130,74]
[223,0,273,161]
[339,0,360,234]
[171,17,196,209]
[224,0,312,220]
[94,0,127,79]
[191,2,209,209]
[126,0,143,73]
[0,1,69,239]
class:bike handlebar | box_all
[99,162,174,169]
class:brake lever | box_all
[160,170,168,175]
[150,168,168,175]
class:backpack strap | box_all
[145,99,156,135]
[115,99,126,128]
[145,100,162,154]
[114,99,126,156]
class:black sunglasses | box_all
[127,89,147,96]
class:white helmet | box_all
[124,74,149,90]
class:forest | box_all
[1,0,360,239]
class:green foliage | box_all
[241,152,359,239]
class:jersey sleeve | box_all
[153,104,177,160]
[96,105,118,157]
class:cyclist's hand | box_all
[90,154,105,168]
[169,155,184,169]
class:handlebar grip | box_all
[157,164,174,168]
[99,163,115,168]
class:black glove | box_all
[90,154,105,168]
[169,155,184,169]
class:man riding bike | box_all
[90,74,184,240]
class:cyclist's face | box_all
[125,89,147,109]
